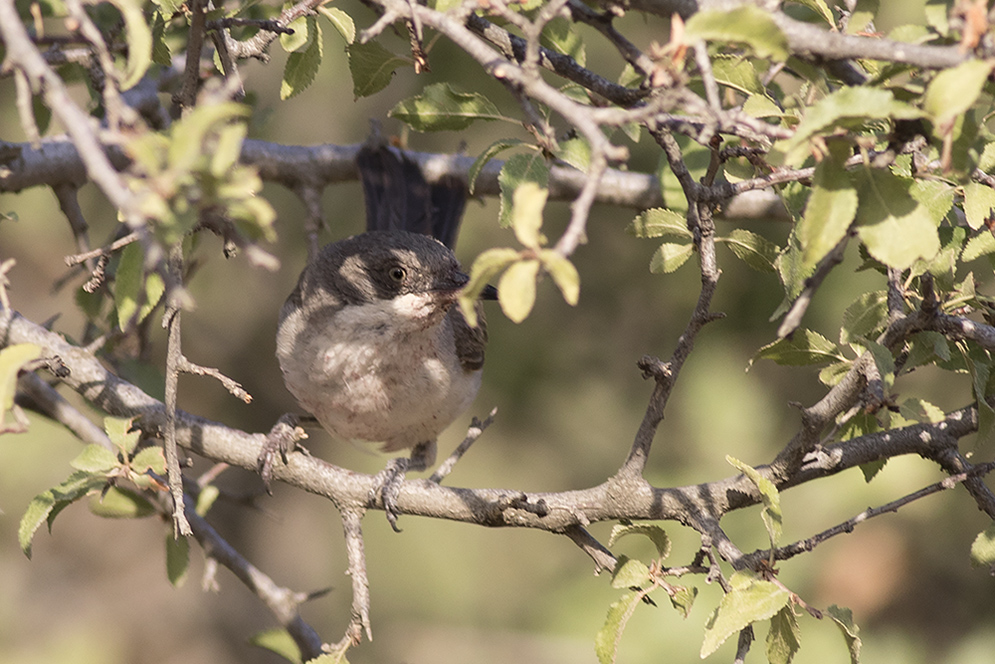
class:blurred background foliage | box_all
[2,0,995,662]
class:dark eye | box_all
[389,266,407,282]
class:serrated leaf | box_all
[970,522,995,568]
[281,22,322,100]
[132,446,166,475]
[250,627,302,664]
[595,590,643,664]
[826,605,861,664]
[899,397,945,424]
[347,40,409,98]
[609,523,671,559]
[539,250,580,306]
[611,555,651,589]
[710,55,763,95]
[280,14,311,52]
[105,416,140,454]
[855,169,941,270]
[859,458,887,483]
[151,10,171,66]
[793,0,835,24]
[0,343,41,432]
[511,182,548,248]
[650,242,694,273]
[767,605,801,664]
[819,359,852,387]
[542,16,585,65]
[458,247,520,326]
[498,152,549,227]
[166,532,190,587]
[19,471,103,558]
[751,329,844,368]
[727,456,782,546]
[776,87,922,163]
[115,240,164,330]
[840,291,888,345]
[390,82,505,131]
[71,444,120,473]
[962,231,995,262]
[722,228,779,273]
[670,585,697,618]
[684,6,789,61]
[627,208,691,239]
[701,572,791,658]
[320,6,355,44]
[90,486,155,518]
[557,136,591,172]
[743,93,785,119]
[924,60,995,130]
[468,139,524,194]
[963,182,995,230]
[498,259,541,323]
[109,0,152,89]
[798,147,858,268]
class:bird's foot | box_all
[370,440,435,532]
[258,413,309,491]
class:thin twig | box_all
[429,407,497,483]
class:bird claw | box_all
[258,414,308,492]
[371,457,410,532]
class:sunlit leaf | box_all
[390,82,506,131]
[498,259,541,323]
[684,6,789,61]
[701,572,790,658]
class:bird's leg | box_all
[257,413,311,490]
[373,439,436,532]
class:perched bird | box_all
[265,143,492,529]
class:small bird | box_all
[265,143,491,529]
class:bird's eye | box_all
[389,266,407,282]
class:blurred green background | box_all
[2,0,995,662]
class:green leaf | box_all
[105,416,140,455]
[860,338,896,390]
[557,136,591,172]
[150,10,171,66]
[626,208,691,239]
[250,628,303,664]
[90,486,155,518]
[721,229,779,273]
[670,585,697,618]
[108,0,152,89]
[390,82,506,131]
[281,21,323,100]
[468,139,524,194]
[710,55,763,95]
[70,444,120,473]
[924,60,995,131]
[0,343,41,432]
[792,0,835,24]
[347,40,409,98]
[840,291,888,345]
[320,6,355,44]
[458,247,520,326]
[195,484,220,516]
[776,88,922,163]
[611,555,651,589]
[498,152,549,227]
[701,572,791,658]
[115,241,165,329]
[970,522,995,568]
[859,458,887,483]
[595,590,643,664]
[166,532,190,587]
[649,242,694,274]
[608,523,671,559]
[684,6,789,61]
[963,182,995,230]
[962,231,995,262]
[751,329,844,368]
[767,605,801,664]
[542,16,585,65]
[498,259,541,323]
[826,605,861,664]
[727,456,782,547]
[819,359,852,387]
[899,397,945,424]
[511,182,548,248]
[19,471,103,558]
[797,146,858,268]
[280,14,311,52]
[132,446,166,475]
[743,93,785,119]
[539,250,580,306]
[854,169,941,270]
